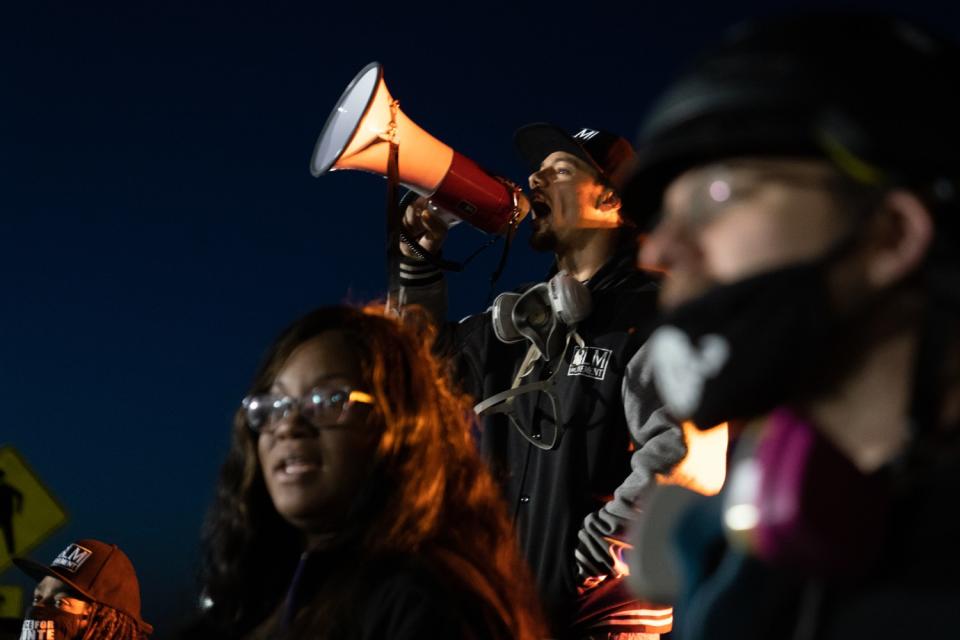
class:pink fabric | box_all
[753,406,888,577]
[755,407,817,561]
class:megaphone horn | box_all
[311,62,529,234]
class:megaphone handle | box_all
[399,231,465,272]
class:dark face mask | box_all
[647,256,842,428]
[20,605,86,640]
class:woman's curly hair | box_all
[195,304,544,639]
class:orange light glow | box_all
[580,539,675,634]
[581,207,623,228]
[607,536,633,578]
[659,421,728,496]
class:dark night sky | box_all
[2,0,957,635]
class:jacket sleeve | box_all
[395,255,448,326]
[394,255,491,401]
[576,343,687,579]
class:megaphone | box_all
[310,62,529,234]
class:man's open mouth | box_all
[531,193,552,219]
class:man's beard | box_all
[528,222,557,252]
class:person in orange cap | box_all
[15,538,153,640]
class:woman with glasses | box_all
[188,305,545,640]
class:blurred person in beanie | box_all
[15,538,152,640]
[623,12,960,639]
[396,125,685,639]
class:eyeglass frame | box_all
[647,160,883,233]
[241,386,376,435]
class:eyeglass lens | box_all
[244,387,352,432]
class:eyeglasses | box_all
[241,386,375,434]
[649,162,836,230]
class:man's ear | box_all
[864,190,933,288]
[597,188,622,212]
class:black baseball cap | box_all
[514,123,636,189]
[15,539,153,634]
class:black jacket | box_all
[398,250,686,635]
[188,552,511,640]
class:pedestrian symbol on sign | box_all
[0,469,24,556]
[0,447,68,574]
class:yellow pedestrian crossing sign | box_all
[0,446,68,574]
[0,585,23,619]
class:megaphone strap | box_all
[486,217,518,303]
[399,231,466,272]
[386,130,402,297]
